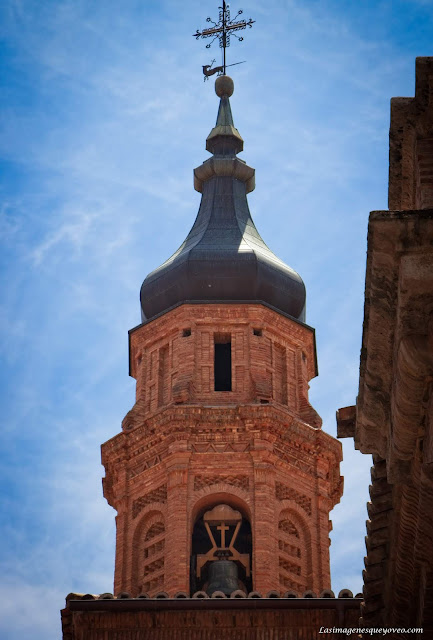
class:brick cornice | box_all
[103,404,341,468]
[116,402,331,442]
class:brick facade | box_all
[102,303,343,597]
[338,57,433,634]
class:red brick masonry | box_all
[102,303,343,597]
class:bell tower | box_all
[101,74,343,598]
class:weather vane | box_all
[193,1,255,81]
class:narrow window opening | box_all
[182,328,191,337]
[253,328,262,337]
[214,334,232,391]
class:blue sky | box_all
[1,0,432,638]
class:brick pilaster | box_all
[251,449,277,594]
[316,497,332,592]
[164,449,191,594]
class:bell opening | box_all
[190,503,252,595]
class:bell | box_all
[206,559,240,596]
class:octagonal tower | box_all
[101,76,343,598]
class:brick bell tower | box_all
[101,74,343,598]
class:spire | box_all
[206,76,244,155]
[194,76,253,192]
[140,76,306,324]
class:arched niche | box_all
[277,507,312,595]
[191,489,253,525]
[131,508,166,596]
[190,496,253,595]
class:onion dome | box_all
[140,75,306,323]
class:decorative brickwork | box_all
[275,482,312,516]
[279,557,301,576]
[277,509,311,596]
[143,557,164,578]
[141,573,164,594]
[278,538,301,558]
[132,485,167,519]
[278,519,300,537]
[279,574,305,593]
[128,454,165,479]
[273,445,315,475]
[145,522,165,540]
[191,442,251,453]
[131,512,166,597]
[194,475,249,492]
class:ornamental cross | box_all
[216,522,230,548]
[193,1,255,76]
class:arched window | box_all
[190,503,252,594]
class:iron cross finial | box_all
[193,1,254,77]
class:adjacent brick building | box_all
[338,57,433,637]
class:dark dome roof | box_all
[140,78,306,323]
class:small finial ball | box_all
[215,75,234,98]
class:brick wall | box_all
[62,599,362,640]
